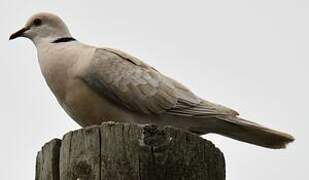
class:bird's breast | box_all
[61,79,141,126]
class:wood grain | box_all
[35,122,225,180]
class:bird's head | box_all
[9,12,72,44]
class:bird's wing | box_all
[80,48,239,116]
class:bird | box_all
[9,12,294,149]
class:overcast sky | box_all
[1,0,308,179]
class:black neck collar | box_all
[52,37,76,43]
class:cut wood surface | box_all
[35,122,225,180]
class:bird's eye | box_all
[33,18,42,26]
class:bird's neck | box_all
[31,32,73,46]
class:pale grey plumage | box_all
[82,48,238,117]
[10,12,294,149]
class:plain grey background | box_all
[1,0,307,179]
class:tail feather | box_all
[208,116,294,149]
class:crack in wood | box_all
[35,122,225,180]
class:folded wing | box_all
[81,48,238,117]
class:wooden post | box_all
[35,122,225,180]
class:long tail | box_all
[206,116,294,149]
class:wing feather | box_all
[81,48,239,117]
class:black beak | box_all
[9,27,29,40]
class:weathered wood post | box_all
[35,122,225,180]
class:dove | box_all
[10,12,294,149]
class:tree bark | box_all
[35,122,225,180]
